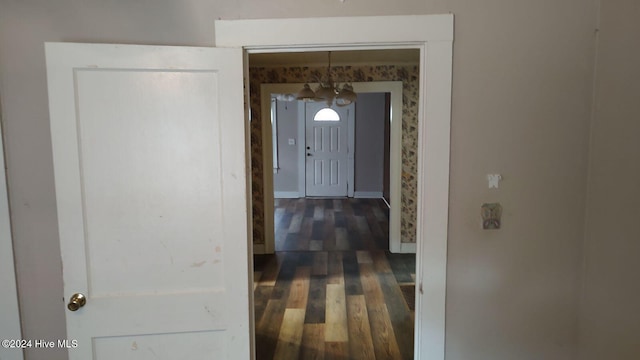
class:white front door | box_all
[46,43,250,359]
[305,102,352,197]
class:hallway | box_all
[253,198,416,359]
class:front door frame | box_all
[217,14,453,360]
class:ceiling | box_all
[249,49,420,67]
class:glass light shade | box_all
[336,84,357,106]
[314,85,336,101]
[296,84,316,101]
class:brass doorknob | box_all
[67,293,86,311]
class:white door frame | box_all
[259,82,405,254]
[0,117,25,360]
[217,15,453,360]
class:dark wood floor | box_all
[254,198,416,360]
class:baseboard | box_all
[400,242,417,253]
[252,244,266,254]
[353,191,383,198]
[274,191,300,199]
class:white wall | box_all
[0,0,599,359]
[354,92,386,195]
[579,0,640,358]
[0,106,24,360]
[272,99,299,194]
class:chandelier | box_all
[296,52,357,107]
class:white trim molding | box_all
[400,242,417,253]
[274,191,300,199]
[252,244,266,255]
[353,191,383,198]
[217,14,453,360]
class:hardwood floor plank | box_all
[322,230,337,251]
[254,271,262,291]
[256,299,286,360]
[346,295,376,360]
[305,275,327,324]
[356,216,371,235]
[324,198,334,210]
[332,199,343,210]
[341,201,358,233]
[351,201,364,216]
[298,252,314,266]
[293,198,306,213]
[300,216,314,238]
[374,235,389,250]
[335,228,350,251]
[311,220,324,240]
[334,211,346,227]
[379,219,390,240]
[312,251,328,276]
[300,324,325,360]
[310,240,323,251]
[286,199,298,212]
[325,342,349,360]
[347,229,364,249]
[356,216,376,249]
[283,232,300,251]
[274,207,285,226]
[273,308,306,360]
[304,202,315,217]
[323,210,336,249]
[279,211,294,230]
[271,252,299,300]
[304,276,327,324]
[327,252,344,285]
[365,208,385,238]
[378,271,414,360]
[257,254,282,287]
[296,231,311,251]
[356,250,373,264]
[371,250,393,274]
[325,284,348,342]
[387,253,416,284]
[314,205,324,220]
[287,267,311,309]
[368,303,402,360]
[289,213,303,233]
[372,201,387,221]
[254,285,274,323]
[359,263,385,306]
[274,229,288,251]
[342,251,363,296]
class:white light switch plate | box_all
[487,174,502,189]
[288,138,296,145]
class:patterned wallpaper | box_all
[249,64,419,245]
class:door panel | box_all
[46,43,250,359]
[305,103,352,196]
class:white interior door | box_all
[305,102,352,197]
[46,43,250,359]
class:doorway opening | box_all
[216,14,454,360]
[249,49,419,359]
[257,79,406,254]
